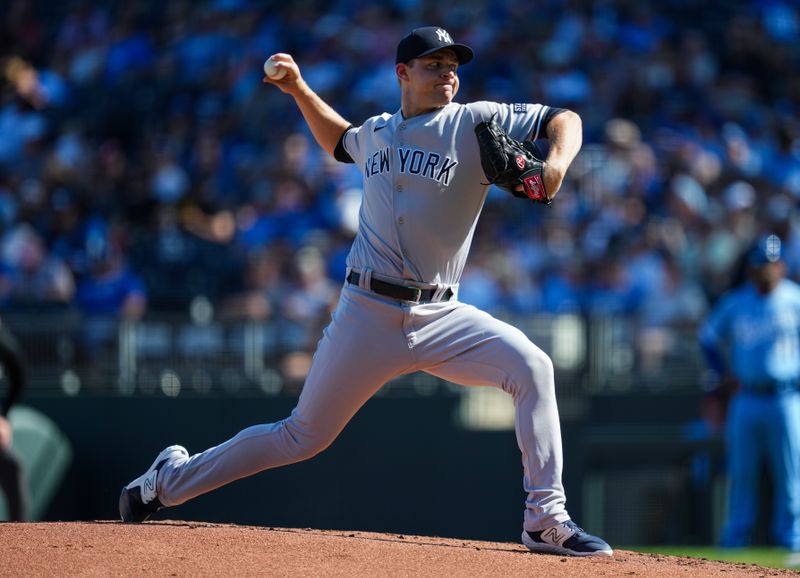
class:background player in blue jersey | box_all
[699,234,800,550]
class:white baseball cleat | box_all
[522,520,613,557]
[119,445,188,523]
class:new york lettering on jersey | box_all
[365,146,457,186]
[364,147,390,178]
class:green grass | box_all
[627,546,800,571]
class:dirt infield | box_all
[0,521,796,577]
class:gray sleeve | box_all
[467,101,554,142]
[338,113,392,167]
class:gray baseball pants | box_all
[158,281,570,532]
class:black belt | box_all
[346,271,453,303]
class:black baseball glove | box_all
[474,115,550,204]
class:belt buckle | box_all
[406,286,422,303]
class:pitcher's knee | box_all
[281,419,337,462]
[520,346,554,382]
[508,347,555,398]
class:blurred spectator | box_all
[150,149,190,205]
[74,238,147,363]
[773,123,800,197]
[281,243,338,351]
[583,257,642,317]
[0,223,75,310]
[219,247,289,322]
[637,250,708,375]
[458,250,507,313]
[0,84,48,169]
[2,55,68,110]
[540,261,584,315]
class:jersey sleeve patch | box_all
[513,103,528,113]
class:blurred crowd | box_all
[0,0,799,362]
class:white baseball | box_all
[264,57,286,80]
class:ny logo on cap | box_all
[436,28,453,44]
[766,234,781,262]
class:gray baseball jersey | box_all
[154,99,571,534]
[344,101,553,286]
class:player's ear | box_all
[396,63,410,81]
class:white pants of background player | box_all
[157,280,571,532]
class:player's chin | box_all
[432,87,455,104]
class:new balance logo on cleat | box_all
[142,472,157,502]
[119,445,188,523]
[540,525,569,546]
[522,520,613,557]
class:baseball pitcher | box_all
[119,26,612,557]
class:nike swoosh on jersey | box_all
[374,125,386,132]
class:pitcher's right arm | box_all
[263,53,350,157]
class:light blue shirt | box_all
[700,279,800,387]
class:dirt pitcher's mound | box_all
[0,521,795,577]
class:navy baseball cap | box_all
[748,233,782,266]
[396,26,474,65]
